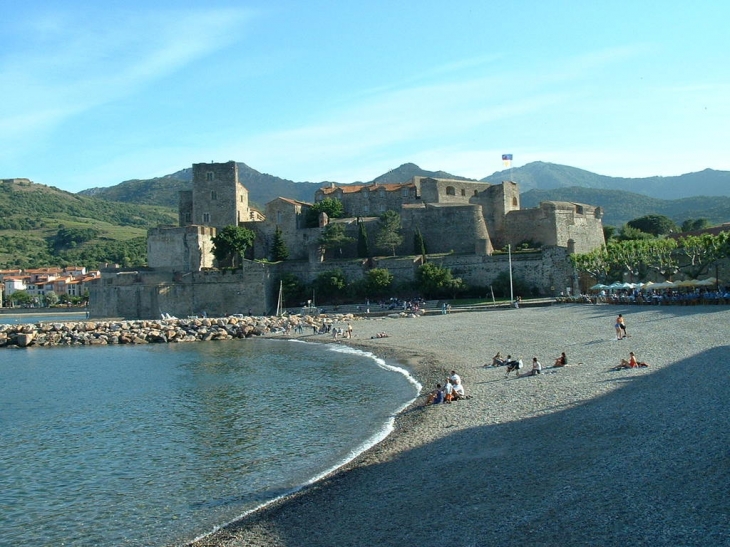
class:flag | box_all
[502,153,513,167]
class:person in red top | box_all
[614,351,649,369]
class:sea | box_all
[0,315,420,547]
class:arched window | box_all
[446,186,456,196]
[512,197,518,207]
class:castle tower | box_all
[480,181,520,248]
[190,161,250,228]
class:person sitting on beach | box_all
[530,357,542,376]
[554,352,568,367]
[614,351,649,370]
[443,378,454,403]
[505,358,523,377]
[452,381,465,400]
[426,384,444,405]
[450,370,462,386]
[489,352,506,367]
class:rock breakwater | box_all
[0,313,354,349]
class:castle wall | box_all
[147,225,217,271]
[417,177,491,204]
[403,204,492,255]
[316,183,419,217]
[503,202,605,253]
[89,262,274,319]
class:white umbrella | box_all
[589,283,608,290]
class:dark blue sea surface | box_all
[0,338,419,546]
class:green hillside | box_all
[79,162,326,210]
[520,187,730,227]
[0,179,177,269]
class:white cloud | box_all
[0,7,255,152]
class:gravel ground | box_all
[188,304,730,547]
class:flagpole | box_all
[508,243,514,306]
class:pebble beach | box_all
[190,304,729,547]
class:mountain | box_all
[75,160,730,229]
[78,162,473,210]
[370,163,474,185]
[482,161,730,200]
[520,187,730,227]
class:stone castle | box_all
[90,161,605,319]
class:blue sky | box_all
[2,1,729,193]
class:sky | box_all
[2,1,729,193]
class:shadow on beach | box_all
[191,345,730,547]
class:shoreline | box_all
[188,305,730,547]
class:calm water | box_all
[0,338,419,547]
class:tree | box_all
[375,210,403,256]
[627,214,678,237]
[306,198,345,228]
[9,290,32,307]
[415,262,465,299]
[681,218,711,232]
[641,238,679,280]
[357,218,370,258]
[365,268,393,297]
[571,246,614,283]
[271,226,289,261]
[617,224,654,241]
[45,291,59,307]
[317,223,355,259]
[211,225,255,268]
[676,232,728,279]
[414,227,427,257]
[313,269,348,303]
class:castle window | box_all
[363,204,369,214]
[240,195,245,202]
[379,204,386,213]
[474,190,478,196]
[575,205,584,215]
[277,211,282,224]
[512,197,518,207]
[211,191,217,201]
[184,212,191,223]
[202,213,211,223]
[206,172,214,182]
[461,189,466,196]
[401,187,409,198]
[446,186,456,196]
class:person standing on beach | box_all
[617,314,627,338]
[615,314,625,340]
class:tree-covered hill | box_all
[520,186,730,228]
[0,179,177,269]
